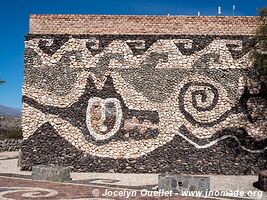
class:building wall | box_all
[21,15,267,174]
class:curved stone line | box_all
[22,119,266,165]
[0,187,58,199]
[177,132,267,153]
[180,112,244,139]
[22,75,160,144]
[191,86,219,111]
[118,68,246,103]
[22,94,160,144]
[183,82,219,112]
[20,122,266,174]
[23,119,164,159]
[178,125,267,153]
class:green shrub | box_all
[0,128,23,140]
[251,7,267,82]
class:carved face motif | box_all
[86,97,122,140]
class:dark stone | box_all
[20,123,267,174]
[22,76,160,144]
[0,139,21,152]
[22,34,266,175]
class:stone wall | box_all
[21,15,267,174]
[29,15,260,35]
[0,139,21,152]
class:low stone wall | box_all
[0,139,21,152]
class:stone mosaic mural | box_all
[21,34,267,174]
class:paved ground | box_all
[0,151,266,200]
[0,151,19,160]
[0,176,214,200]
[0,151,31,176]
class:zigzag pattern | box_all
[25,36,254,69]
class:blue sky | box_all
[0,0,266,109]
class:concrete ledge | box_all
[32,165,71,182]
[158,174,210,193]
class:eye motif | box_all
[86,97,122,141]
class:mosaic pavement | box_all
[0,176,216,200]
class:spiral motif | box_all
[0,187,58,199]
[191,83,219,111]
[179,81,232,127]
